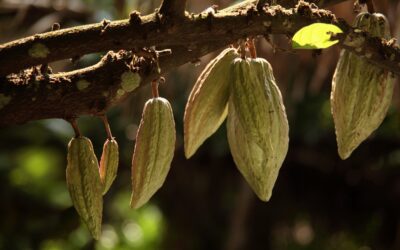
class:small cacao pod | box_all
[331,12,394,159]
[227,57,289,201]
[99,138,119,195]
[184,48,239,158]
[66,136,103,239]
[130,97,176,209]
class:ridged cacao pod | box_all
[66,136,103,239]
[130,97,176,209]
[331,12,394,159]
[184,48,239,158]
[99,138,119,195]
[227,57,289,201]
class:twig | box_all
[239,40,247,59]
[151,79,160,98]
[101,115,113,139]
[247,38,257,59]
[69,119,81,138]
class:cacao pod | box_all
[331,12,394,159]
[66,136,103,239]
[184,48,239,158]
[227,57,289,201]
[99,138,119,195]
[130,97,176,209]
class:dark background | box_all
[1,0,400,249]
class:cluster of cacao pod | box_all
[184,44,289,201]
[66,133,119,240]
[331,12,394,159]
[66,81,176,239]
[64,11,395,240]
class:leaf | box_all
[292,23,343,49]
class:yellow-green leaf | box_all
[292,23,343,49]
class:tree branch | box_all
[0,43,225,126]
[1,0,399,127]
[0,0,346,77]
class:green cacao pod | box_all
[66,136,103,239]
[130,97,176,209]
[331,12,394,159]
[99,138,119,195]
[227,57,289,201]
[184,48,239,158]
